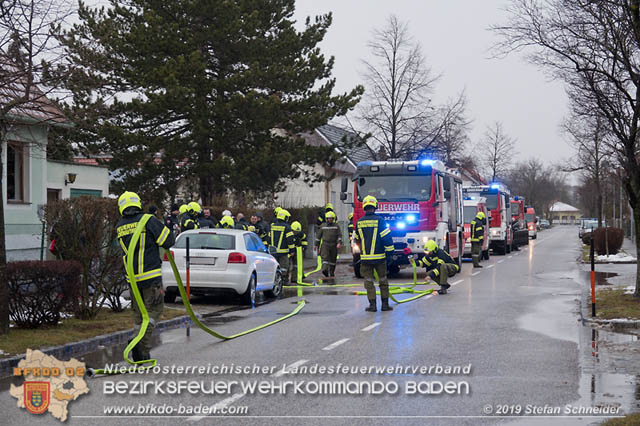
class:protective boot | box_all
[128,339,144,362]
[437,284,451,295]
[381,298,393,311]
[365,299,377,312]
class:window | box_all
[250,234,266,252]
[174,233,235,250]
[244,234,262,252]
[7,142,25,202]
[357,175,432,202]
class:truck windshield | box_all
[525,213,535,222]
[511,204,520,216]
[481,193,498,210]
[357,175,431,202]
[463,206,477,224]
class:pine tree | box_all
[59,0,363,204]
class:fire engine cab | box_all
[341,159,464,277]
[463,183,513,255]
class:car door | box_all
[250,233,275,289]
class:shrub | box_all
[45,197,124,319]
[6,261,82,328]
[593,227,624,256]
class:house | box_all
[550,202,581,225]
[2,84,109,261]
[275,124,372,222]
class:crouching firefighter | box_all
[354,195,395,312]
[471,211,486,268]
[416,240,460,294]
[116,191,175,361]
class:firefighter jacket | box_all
[164,214,180,235]
[251,220,270,244]
[236,218,249,230]
[117,211,175,287]
[269,219,295,255]
[416,248,460,275]
[347,220,354,242]
[293,231,308,248]
[181,213,199,231]
[316,223,342,248]
[470,217,485,242]
[353,212,394,264]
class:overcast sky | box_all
[293,0,573,166]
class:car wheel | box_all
[353,253,362,278]
[163,290,177,304]
[242,273,257,306]
[265,269,283,298]
[505,239,511,254]
[482,249,490,260]
[388,264,400,275]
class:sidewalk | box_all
[622,237,637,257]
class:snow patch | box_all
[596,252,637,262]
[625,286,636,295]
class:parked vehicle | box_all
[539,219,550,229]
[525,206,538,239]
[579,219,600,240]
[509,197,529,249]
[342,159,464,277]
[463,196,490,260]
[464,183,513,255]
[161,229,282,305]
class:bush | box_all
[45,197,124,318]
[6,261,82,328]
[593,227,624,255]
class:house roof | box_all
[550,202,580,212]
[316,124,373,167]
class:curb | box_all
[0,313,195,377]
[583,317,640,330]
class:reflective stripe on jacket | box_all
[353,212,394,263]
[471,219,484,242]
[270,219,295,254]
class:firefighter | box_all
[116,191,175,361]
[236,213,249,230]
[316,203,334,226]
[250,212,270,243]
[178,204,189,232]
[471,211,486,268]
[354,195,394,312]
[181,202,201,231]
[290,221,308,283]
[199,208,216,228]
[164,204,180,235]
[415,240,460,294]
[218,215,235,229]
[270,209,295,283]
[347,211,354,244]
[316,211,342,278]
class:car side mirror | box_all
[340,192,347,201]
[432,201,440,207]
[341,177,348,193]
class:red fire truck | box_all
[341,159,464,277]
[463,184,513,255]
[510,197,530,249]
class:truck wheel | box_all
[164,289,177,304]
[388,265,400,275]
[506,240,512,254]
[482,249,490,260]
[353,253,362,278]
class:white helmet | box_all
[222,209,232,217]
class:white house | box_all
[550,202,581,225]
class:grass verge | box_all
[601,413,640,425]
[596,288,640,320]
[0,307,186,358]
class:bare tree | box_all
[359,15,440,160]
[493,0,640,297]
[0,0,72,334]
[562,114,613,227]
[478,121,516,182]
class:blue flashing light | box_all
[490,183,500,190]
[464,196,474,200]
[358,161,373,167]
[397,222,406,230]
[406,214,416,224]
[420,159,434,166]
[386,223,390,228]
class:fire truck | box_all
[526,206,538,239]
[463,183,513,255]
[463,196,490,260]
[341,159,464,277]
[510,196,530,249]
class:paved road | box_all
[2,226,636,425]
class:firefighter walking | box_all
[290,221,308,283]
[315,211,342,278]
[415,240,460,294]
[354,195,394,312]
[471,211,486,268]
[270,209,295,283]
[116,191,175,361]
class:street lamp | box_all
[65,173,77,186]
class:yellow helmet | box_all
[362,195,378,209]
[277,209,290,221]
[248,225,256,233]
[188,201,202,214]
[291,221,302,232]
[118,191,142,215]
[425,240,438,253]
[274,206,282,217]
[179,204,189,215]
[476,211,486,220]
[325,203,334,211]
[325,211,337,221]
[348,212,353,220]
[220,215,234,228]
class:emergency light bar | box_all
[420,159,434,166]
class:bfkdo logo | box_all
[24,382,50,414]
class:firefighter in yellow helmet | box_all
[354,195,394,311]
[316,202,335,226]
[181,201,201,231]
[315,210,342,278]
[414,239,460,294]
[270,209,295,283]
[290,221,308,283]
[347,211,354,244]
[471,211,486,268]
[218,215,235,229]
[116,191,174,361]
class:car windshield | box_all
[525,213,535,222]
[463,206,477,224]
[582,220,598,229]
[357,175,431,202]
[174,233,236,250]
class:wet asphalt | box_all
[2,226,639,426]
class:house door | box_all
[47,189,60,204]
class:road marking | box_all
[362,322,381,331]
[322,338,350,351]
[498,260,504,264]
[508,256,513,259]
[471,271,481,276]
[486,264,494,269]
[451,280,463,286]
